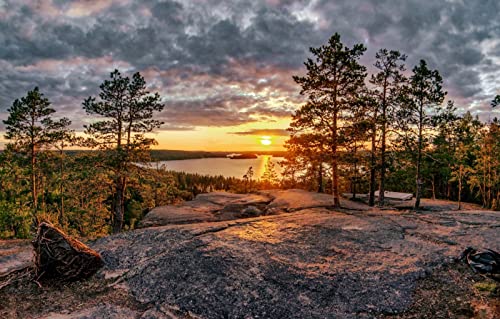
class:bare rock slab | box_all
[263,189,369,211]
[196,192,270,206]
[0,240,32,276]
[140,205,219,227]
[140,192,272,227]
[32,222,103,281]
[91,207,500,318]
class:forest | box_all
[0,33,499,239]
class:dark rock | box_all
[240,205,263,217]
[32,222,103,281]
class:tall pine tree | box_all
[398,60,446,209]
[291,33,367,207]
[83,70,164,233]
[3,87,70,224]
[370,49,407,206]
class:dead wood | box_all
[32,222,103,281]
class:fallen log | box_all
[32,222,103,281]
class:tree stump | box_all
[32,222,103,281]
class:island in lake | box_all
[227,153,258,159]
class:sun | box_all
[260,136,272,146]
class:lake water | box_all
[150,155,284,179]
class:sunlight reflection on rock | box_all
[224,220,300,244]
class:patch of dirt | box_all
[0,274,146,319]
[387,263,499,319]
[391,198,484,211]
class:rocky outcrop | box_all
[140,192,273,227]
[1,190,499,318]
[140,189,369,227]
[263,189,369,211]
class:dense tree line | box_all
[283,33,500,210]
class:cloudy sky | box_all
[0,0,499,151]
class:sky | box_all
[0,0,499,151]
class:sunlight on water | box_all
[152,155,283,179]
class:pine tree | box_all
[291,33,367,207]
[3,87,70,224]
[83,70,164,233]
[470,120,500,209]
[430,101,460,200]
[282,129,328,192]
[398,60,446,209]
[243,166,254,192]
[50,118,76,225]
[261,158,278,189]
[449,112,481,209]
[339,112,370,200]
[370,49,407,206]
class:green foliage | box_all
[3,87,57,147]
[261,159,278,189]
[0,201,31,238]
[2,87,71,222]
[396,60,446,208]
[83,69,165,233]
[473,282,497,294]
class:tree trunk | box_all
[415,100,424,210]
[31,142,38,227]
[112,176,126,233]
[458,165,462,210]
[59,147,65,225]
[317,163,324,193]
[33,222,103,281]
[352,146,358,200]
[369,127,376,206]
[332,111,340,208]
[379,151,386,206]
[352,177,357,200]
[431,175,436,200]
[378,82,387,207]
[487,157,492,208]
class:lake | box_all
[149,155,284,179]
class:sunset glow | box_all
[0,0,498,152]
[260,136,272,146]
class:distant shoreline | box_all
[150,150,286,161]
[0,149,286,161]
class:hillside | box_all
[0,190,499,318]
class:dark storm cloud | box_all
[157,94,262,127]
[0,0,499,130]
